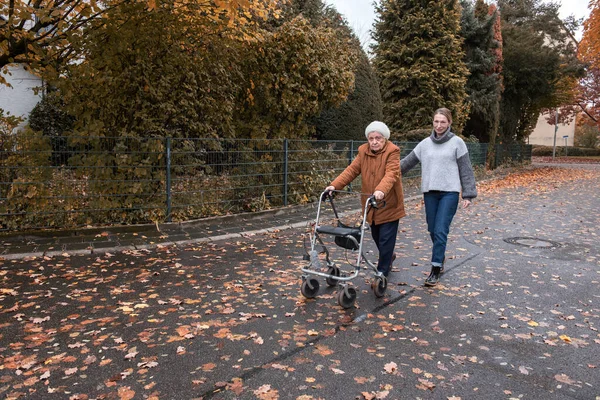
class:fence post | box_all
[483,143,488,168]
[347,140,354,192]
[283,138,289,206]
[165,137,172,222]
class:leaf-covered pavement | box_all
[1,165,599,400]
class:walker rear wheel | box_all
[372,276,388,298]
[325,266,341,286]
[301,277,320,299]
[337,287,357,309]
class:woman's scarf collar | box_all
[430,127,454,144]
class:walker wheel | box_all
[301,278,320,299]
[325,266,341,287]
[372,276,388,298]
[337,287,357,309]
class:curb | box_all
[0,194,424,261]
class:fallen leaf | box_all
[202,363,217,371]
[117,386,135,400]
[384,362,398,374]
[559,335,572,343]
[555,373,576,385]
[519,366,529,375]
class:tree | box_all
[580,0,600,70]
[0,0,281,85]
[28,92,75,166]
[234,15,357,139]
[43,1,256,224]
[570,66,600,126]
[316,51,383,141]
[277,0,329,26]
[275,0,382,141]
[372,0,469,134]
[460,0,502,144]
[574,0,600,127]
[497,0,584,144]
[0,0,106,85]
[575,121,600,148]
[57,1,243,140]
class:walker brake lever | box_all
[368,196,386,209]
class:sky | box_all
[324,0,592,51]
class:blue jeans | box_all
[423,191,459,267]
[371,219,399,276]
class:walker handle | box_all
[321,190,334,202]
[368,195,386,209]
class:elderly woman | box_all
[325,121,406,277]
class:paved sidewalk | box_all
[0,191,421,260]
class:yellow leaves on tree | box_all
[150,0,282,40]
[0,0,105,83]
[0,0,282,85]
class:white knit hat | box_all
[365,121,390,140]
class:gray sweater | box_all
[400,129,477,199]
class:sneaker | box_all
[424,266,442,286]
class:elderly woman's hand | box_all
[373,190,385,200]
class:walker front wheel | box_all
[337,287,357,309]
[372,276,388,298]
[301,277,320,299]
[325,266,341,286]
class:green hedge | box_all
[532,146,600,157]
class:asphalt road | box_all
[1,163,599,400]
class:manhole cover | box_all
[503,237,561,249]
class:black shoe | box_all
[425,266,442,286]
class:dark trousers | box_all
[371,219,399,276]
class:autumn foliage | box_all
[0,0,283,85]
[577,0,600,128]
[580,0,600,69]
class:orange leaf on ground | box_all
[118,386,135,400]
[202,363,217,371]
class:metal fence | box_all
[0,134,528,232]
[491,143,533,168]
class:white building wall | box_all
[0,65,43,123]
[527,113,576,147]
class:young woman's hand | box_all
[461,199,472,209]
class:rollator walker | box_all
[300,190,388,309]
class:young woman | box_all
[401,108,477,286]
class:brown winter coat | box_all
[330,140,406,225]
